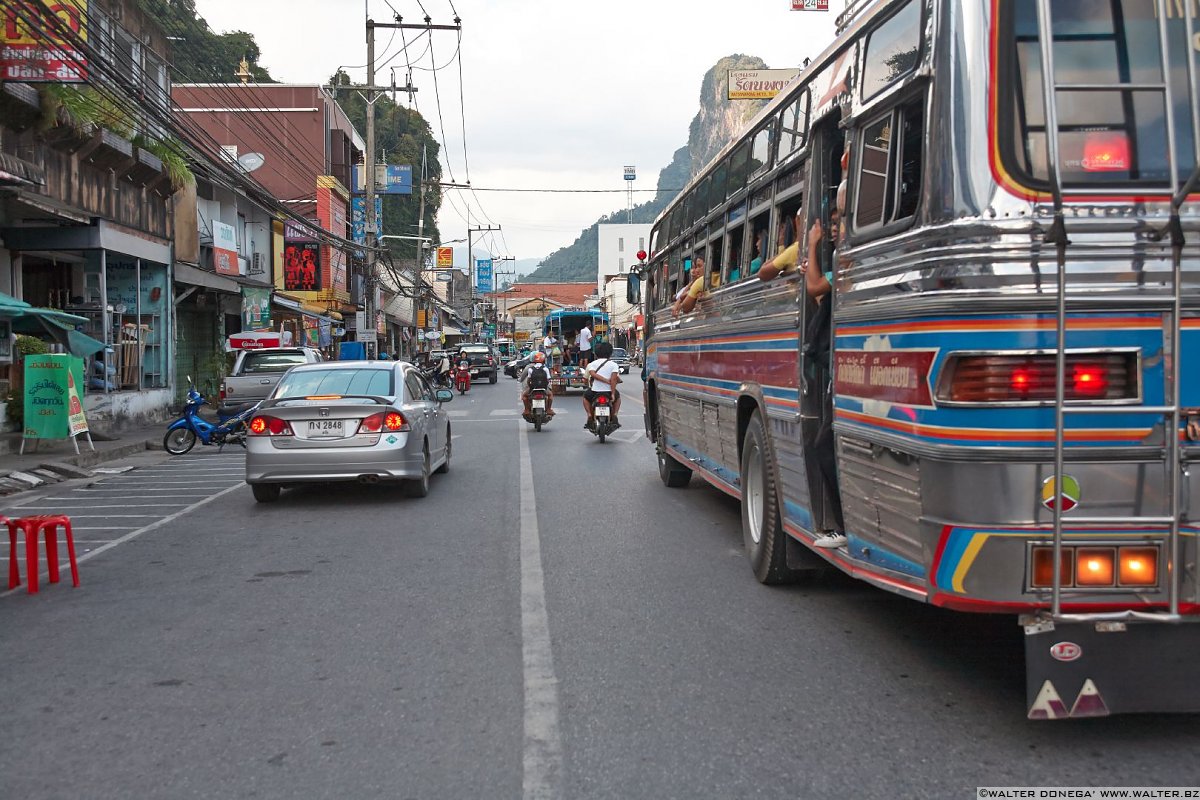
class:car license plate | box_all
[532,399,545,410]
[306,420,344,437]
[595,406,610,417]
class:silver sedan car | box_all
[245,361,454,502]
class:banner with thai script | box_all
[834,349,937,408]
[1,0,88,83]
[23,354,86,440]
[241,287,272,330]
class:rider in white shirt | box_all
[582,341,621,430]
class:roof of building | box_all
[489,282,593,308]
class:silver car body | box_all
[246,361,452,486]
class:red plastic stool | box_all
[5,515,79,594]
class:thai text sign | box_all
[834,349,937,408]
[212,220,239,276]
[24,354,87,440]
[436,247,454,268]
[792,0,830,10]
[352,164,413,195]
[1,0,88,82]
[476,258,493,293]
[728,69,802,100]
[350,195,383,248]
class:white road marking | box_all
[518,425,563,799]
[1,483,243,599]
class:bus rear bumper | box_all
[1024,616,1200,718]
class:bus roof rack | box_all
[835,0,878,34]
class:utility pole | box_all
[362,13,460,356]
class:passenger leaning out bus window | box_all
[756,209,806,282]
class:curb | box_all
[0,439,155,497]
[65,440,153,469]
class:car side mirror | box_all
[435,388,454,403]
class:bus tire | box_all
[740,410,795,585]
[656,425,692,488]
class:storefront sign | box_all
[350,195,383,248]
[791,0,830,9]
[436,247,454,268]
[302,316,320,347]
[241,287,271,330]
[23,354,86,440]
[228,331,282,350]
[283,242,321,291]
[476,258,493,293]
[728,68,802,100]
[352,164,413,195]
[212,220,239,276]
[284,219,319,241]
[1,0,88,83]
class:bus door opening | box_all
[799,119,846,535]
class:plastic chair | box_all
[5,515,79,594]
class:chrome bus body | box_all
[641,0,1200,717]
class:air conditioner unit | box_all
[250,252,266,274]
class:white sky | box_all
[191,0,841,265]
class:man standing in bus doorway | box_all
[577,322,593,366]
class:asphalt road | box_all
[3,372,1200,799]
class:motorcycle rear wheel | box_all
[163,428,197,455]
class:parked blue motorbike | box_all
[163,378,259,455]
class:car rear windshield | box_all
[240,352,310,374]
[611,348,628,359]
[999,0,1198,189]
[275,368,394,398]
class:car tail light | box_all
[249,416,293,436]
[384,412,408,431]
[358,413,384,434]
[487,356,494,365]
[936,352,1136,404]
[220,385,227,400]
[1030,544,1158,589]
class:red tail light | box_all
[936,353,1136,404]
[358,412,384,433]
[220,385,227,400]
[249,416,293,436]
[358,411,409,434]
[596,395,610,405]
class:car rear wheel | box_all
[489,372,497,384]
[406,446,431,497]
[251,483,281,503]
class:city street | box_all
[3,375,1200,800]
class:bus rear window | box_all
[1001,0,1198,189]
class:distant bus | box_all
[640,0,1200,718]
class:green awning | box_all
[66,329,107,358]
[0,291,33,316]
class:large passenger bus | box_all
[640,0,1200,718]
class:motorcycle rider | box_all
[582,341,621,430]
[520,351,555,420]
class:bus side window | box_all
[853,95,925,234]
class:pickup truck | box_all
[456,343,499,384]
[219,347,324,414]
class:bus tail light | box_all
[936,352,1136,404]
[1030,544,1158,589]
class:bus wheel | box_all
[740,410,794,585]
[656,426,691,488]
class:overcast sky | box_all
[191,0,841,265]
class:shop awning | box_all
[273,294,341,322]
[175,261,240,294]
[0,291,33,315]
[5,305,106,358]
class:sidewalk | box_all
[0,422,164,496]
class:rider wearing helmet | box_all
[520,351,555,419]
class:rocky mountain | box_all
[522,54,770,283]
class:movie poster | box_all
[283,242,321,291]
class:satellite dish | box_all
[237,152,265,173]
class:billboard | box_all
[1,0,87,83]
[476,258,493,293]
[728,69,802,100]
[350,195,383,248]
[211,220,239,276]
[352,164,413,195]
[436,247,454,268]
[283,242,321,291]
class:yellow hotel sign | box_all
[436,247,454,268]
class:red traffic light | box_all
[636,250,647,261]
